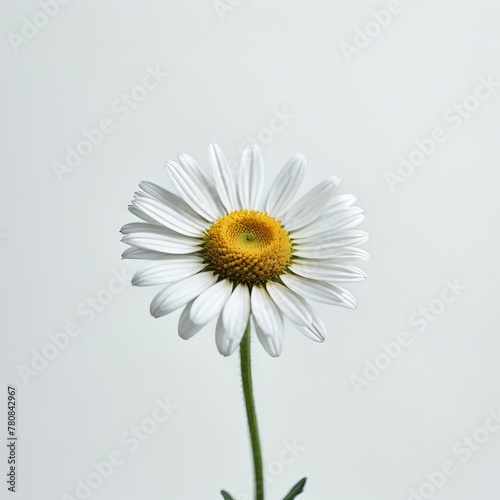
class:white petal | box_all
[266,282,326,342]
[128,205,159,224]
[121,248,174,260]
[136,182,208,228]
[328,206,365,228]
[121,231,201,254]
[209,143,239,212]
[150,272,217,317]
[289,260,367,282]
[293,230,369,258]
[250,286,284,357]
[132,196,206,237]
[265,153,306,216]
[291,207,365,239]
[122,222,175,235]
[138,181,177,205]
[250,316,279,358]
[178,154,226,213]
[215,284,250,356]
[281,274,358,308]
[238,145,264,209]
[281,177,341,231]
[178,154,213,186]
[190,280,233,325]
[121,222,162,234]
[295,248,370,264]
[178,302,205,340]
[165,159,222,221]
[326,194,357,211]
[132,257,206,286]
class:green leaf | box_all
[282,477,307,500]
[220,490,236,500]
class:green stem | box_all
[240,323,264,500]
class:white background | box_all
[1,1,500,499]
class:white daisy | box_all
[121,144,368,357]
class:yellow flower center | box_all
[203,210,292,285]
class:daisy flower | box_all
[121,144,368,357]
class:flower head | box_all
[121,144,368,356]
